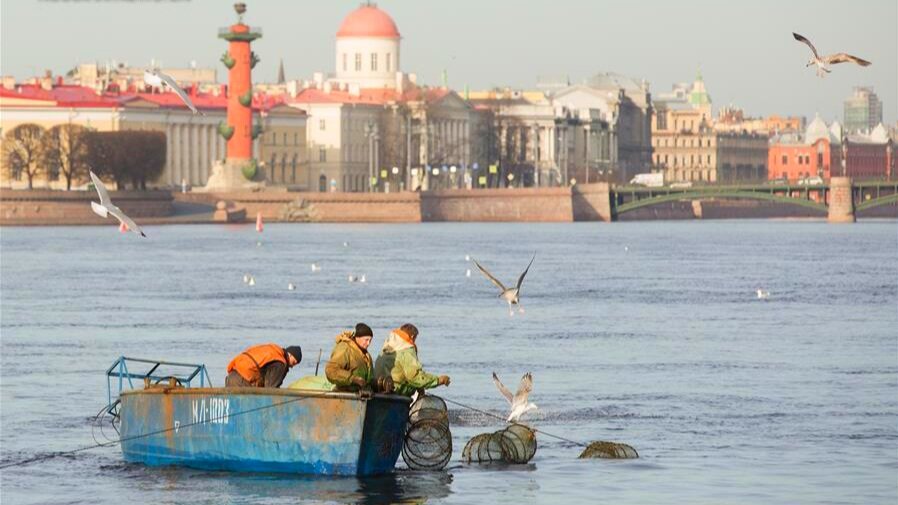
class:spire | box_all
[277,58,285,84]
[441,68,447,88]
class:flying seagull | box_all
[493,372,537,423]
[143,69,204,115]
[89,171,146,238]
[792,33,871,77]
[472,255,534,315]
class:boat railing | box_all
[105,356,213,411]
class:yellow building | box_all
[1,78,307,190]
[652,75,768,183]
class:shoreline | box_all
[2,186,896,225]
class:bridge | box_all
[605,177,898,223]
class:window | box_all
[355,53,362,71]
[283,133,287,145]
[342,53,347,72]
[319,146,326,162]
[319,119,326,131]
[271,132,277,145]
[270,155,276,181]
[370,53,377,71]
[294,133,299,145]
[707,155,711,164]
[782,155,787,165]
[386,53,391,72]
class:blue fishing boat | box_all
[105,357,411,476]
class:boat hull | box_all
[119,387,410,476]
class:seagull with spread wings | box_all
[792,33,871,77]
[89,171,146,237]
[143,69,204,115]
[493,372,537,423]
[472,255,534,315]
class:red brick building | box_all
[768,116,840,182]
[769,116,894,182]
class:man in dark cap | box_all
[225,343,302,388]
[325,323,374,392]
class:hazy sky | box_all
[2,0,895,124]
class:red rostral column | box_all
[218,3,261,162]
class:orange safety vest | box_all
[226,343,288,386]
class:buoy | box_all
[256,212,263,233]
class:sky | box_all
[1,0,895,124]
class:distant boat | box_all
[256,213,264,233]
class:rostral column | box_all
[207,3,263,188]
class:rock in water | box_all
[579,441,638,459]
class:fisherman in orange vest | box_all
[225,343,303,388]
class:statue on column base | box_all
[198,159,267,192]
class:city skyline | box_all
[1,0,895,125]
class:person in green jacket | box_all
[325,323,374,392]
[374,323,450,396]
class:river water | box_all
[1,221,896,504]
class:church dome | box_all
[805,114,836,145]
[336,5,400,38]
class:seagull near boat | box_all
[792,32,871,77]
[143,69,205,115]
[493,372,537,423]
[472,255,535,315]
[88,171,146,238]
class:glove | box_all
[438,375,450,386]
[351,376,368,388]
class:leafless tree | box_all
[2,124,46,189]
[42,124,91,190]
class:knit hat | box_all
[353,323,373,338]
[285,346,303,364]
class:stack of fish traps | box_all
[401,395,452,470]
[462,423,537,464]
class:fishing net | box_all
[578,441,639,459]
[462,424,538,464]
[402,395,452,471]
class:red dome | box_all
[336,5,400,38]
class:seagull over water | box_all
[792,33,871,77]
[89,171,146,237]
[757,289,770,300]
[493,372,537,423]
[143,69,204,115]
[472,255,534,315]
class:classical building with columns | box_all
[0,78,307,190]
[266,4,476,192]
[468,89,610,187]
